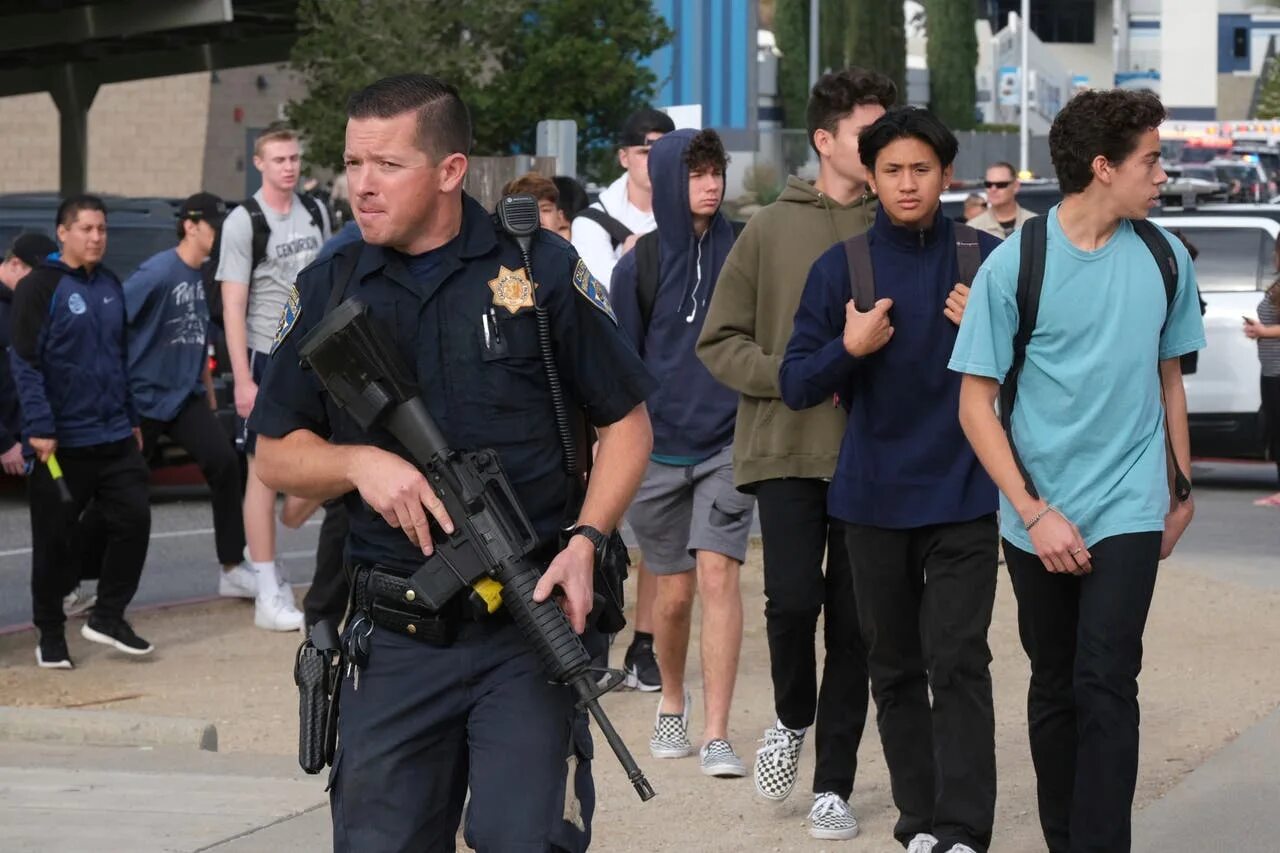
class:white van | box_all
[1151,215,1276,460]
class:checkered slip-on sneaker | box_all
[753,722,805,801]
[699,738,747,778]
[808,792,859,841]
[649,692,694,758]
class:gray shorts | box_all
[626,446,755,575]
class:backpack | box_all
[842,222,983,311]
[574,206,633,249]
[633,220,747,333]
[1003,215,1192,502]
[205,193,326,326]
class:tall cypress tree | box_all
[924,0,978,128]
[775,0,810,127]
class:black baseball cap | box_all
[7,232,58,268]
[179,192,228,226]
[620,107,675,148]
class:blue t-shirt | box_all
[948,205,1206,552]
[124,249,210,422]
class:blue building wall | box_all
[643,0,757,148]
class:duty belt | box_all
[353,564,498,647]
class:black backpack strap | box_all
[324,244,363,315]
[297,193,326,235]
[241,197,271,273]
[1130,219,1192,502]
[1131,219,1178,325]
[634,231,661,334]
[575,206,633,249]
[842,233,876,312]
[1002,215,1049,500]
[953,223,982,286]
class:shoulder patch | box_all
[572,259,617,325]
[271,285,301,354]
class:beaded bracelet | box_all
[1024,503,1057,531]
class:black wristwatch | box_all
[570,524,608,552]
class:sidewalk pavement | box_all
[3,705,1278,852]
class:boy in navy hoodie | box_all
[611,129,756,779]
[10,196,153,669]
[780,108,1002,853]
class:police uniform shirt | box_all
[249,194,656,573]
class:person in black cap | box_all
[120,192,248,590]
[569,106,675,694]
[571,106,675,291]
[0,232,59,476]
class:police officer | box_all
[249,74,655,851]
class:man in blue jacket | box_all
[1,233,58,477]
[123,193,247,596]
[10,195,153,669]
[780,108,1002,853]
[611,128,756,779]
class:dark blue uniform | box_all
[250,195,654,852]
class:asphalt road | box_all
[0,460,1276,631]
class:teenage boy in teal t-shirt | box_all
[950,89,1204,853]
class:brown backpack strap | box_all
[843,233,876,311]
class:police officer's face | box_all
[344,112,467,253]
[56,209,107,269]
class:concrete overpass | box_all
[0,0,299,195]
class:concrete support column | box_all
[47,64,100,197]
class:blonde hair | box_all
[254,124,298,158]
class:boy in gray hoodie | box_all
[697,68,896,841]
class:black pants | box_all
[756,478,868,799]
[332,619,592,852]
[1004,532,1162,853]
[304,499,350,629]
[141,396,245,566]
[29,438,150,635]
[1262,374,1280,483]
[843,515,998,852]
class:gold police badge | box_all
[488,265,534,314]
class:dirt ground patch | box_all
[2,544,1277,852]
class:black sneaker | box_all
[36,632,74,670]
[624,638,661,692]
[81,617,153,656]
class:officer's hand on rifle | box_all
[843,298,895,357]
[533,535,595,634]
[349,446,455,555]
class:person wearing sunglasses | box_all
[966,161,1037,239]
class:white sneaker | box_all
[908,833,939,853]
[254,589,304,631]
[218,563,257,599]
[808,792,859,841]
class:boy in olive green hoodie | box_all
[697,67,896,842]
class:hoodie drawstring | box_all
[685,233,705,323]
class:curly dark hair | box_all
[683,128,729,174]
[1049,89,1167,194]
[806,68,898,154]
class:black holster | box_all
[294,620,342,774]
